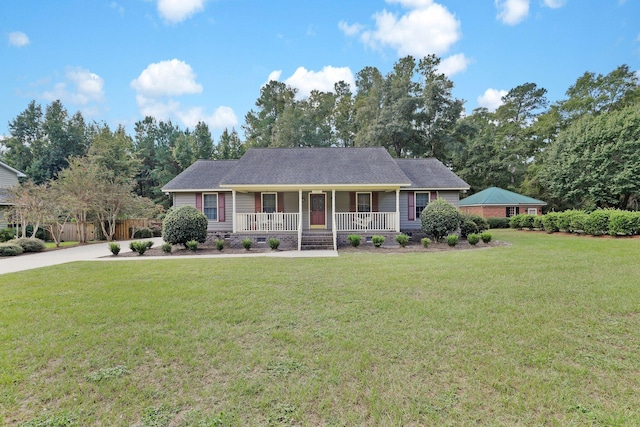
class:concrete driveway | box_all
[0,238,337,275]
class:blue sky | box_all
[2,0,639,140]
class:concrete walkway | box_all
[0,238,338,275]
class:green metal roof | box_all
[459,187,546,206]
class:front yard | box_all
[2,230,640,426]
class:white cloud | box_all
[542,0,566,8]
[338,21,364,36]
[283,66,356,98]
[156,0,206,24]
[8,31,29,47]
[265,70,282,85]
[477,88,508,111]
[360,2,461,57]
[438,53,471,76]
[42,67,105,105]
[131,59,203,97]
[131,59,236,130]
[495,0,529,25]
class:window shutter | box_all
[195,193,202,211]
[255,193,261,213]
[506,207,510,217]
[430,191,437,201]
[218,193,225,222]
[349,192,356,212]
[372,192,378,212]
[277,192,284,213]
[408,191,415,221]
[516,207,520,215]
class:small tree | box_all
[162,206,208,248]
[420,199,461,242]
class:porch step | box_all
[301,232,334,250]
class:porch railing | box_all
[235,213,299,232]
[335,212,397,232]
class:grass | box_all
[2,230,640,426]
[44,241,79,249]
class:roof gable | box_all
[394,158,469,190]
[459,187,546,206]
[162,160,238,191]
[0,161,27,179]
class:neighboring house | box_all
[459,187,546,218]
[162,147,470,250]
[0,161,27,229]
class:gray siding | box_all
[399,190,462,231]
[0,206,8,229]
[0,167,19,189]
[172,192,233,232]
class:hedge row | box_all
[509,209,640,236]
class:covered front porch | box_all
[229,188,401,250]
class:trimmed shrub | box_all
[133,227,153,239]
[129,241,150,255]
[395,234,409,247]
[420,199,461,242]
[532,216,543,229]
[242,238,252,250]
[446,234,459,247]
[421,237,431,248]
[584,209,611,236]
[162,242,172,253]
[162,206,208,248]
[9,237,46,253]
[486,217,510,229]
[0,228,15,242]
[568,211,589,233]
[372,235,385,247]
[509,214,522,229]
[215,239,225,251]
[608,210,636,236]
[151,227,163,237]
[542,212,560,233]
[459,219,478,238]
[480,232,492,243]
[461,213,489,233]
[268,238,280,250]
[347,234,361,247]
[108,242,121,256]
[0,243,23,256]
[186,240,198,251]
[467,233,480,245]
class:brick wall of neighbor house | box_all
[461,205,543,217]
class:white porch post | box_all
[396,188,401,232]
[298,189,303,251]
[332,189,337,251]
[232,190,237,233]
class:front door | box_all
[310,193,326,228]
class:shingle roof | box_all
[459,187,546,206]
[221,147,411,186]
[394,158,470,190]
[161,160,238,191]
[162,148,470,191]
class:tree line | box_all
[1,56,639,213]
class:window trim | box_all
[356,192,372,213]
[414,191,430,221]
[506,206,519,218]
[261,192,278,213]
[203,193,218,221]
[527,208,537,215]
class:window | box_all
[356,192,371,212]
[203,193,218,221]
[415,192,430,220]
[527,208,537,215]
[506,206,519,217]
[262,193,277,213]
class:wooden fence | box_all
[55,219,161,242]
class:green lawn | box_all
[2,230,640,426]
